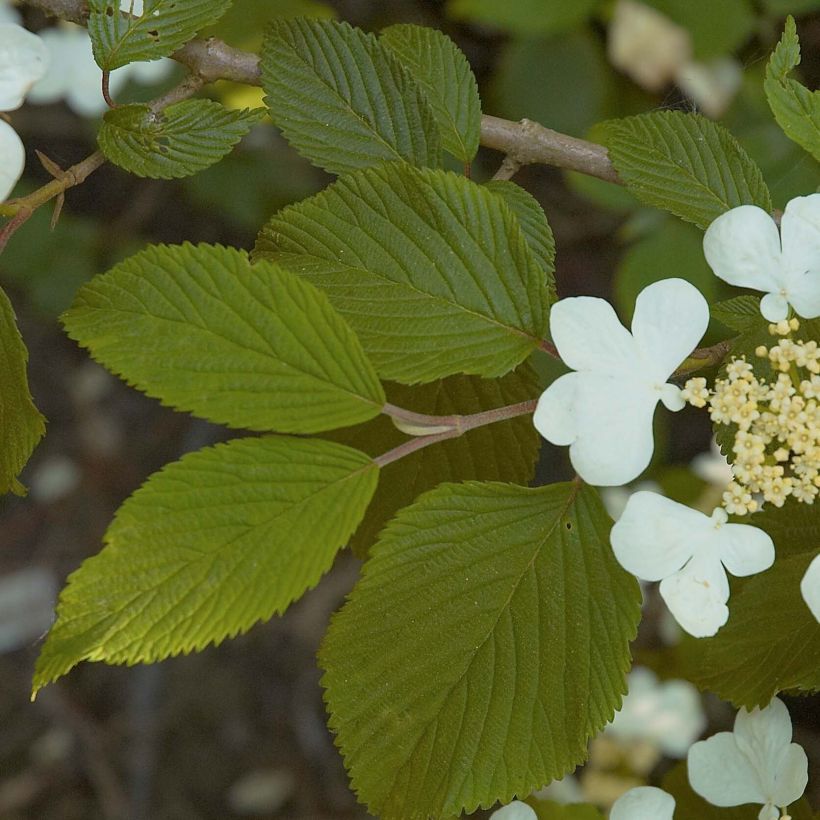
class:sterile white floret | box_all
[0,117,24,201]
[533,278,709,486]
[610,491,774,637]
[0,21,49,110]
[489,800,537,820]
[687,697,808,820]
[703,195,820,321]
[800,553,820,623]
[610,786,675,820]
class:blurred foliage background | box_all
[1,0,819,817]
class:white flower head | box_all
[691,437,732,487]
[0,116,24,201]
[611,492,775,637]
[608,667,706,757]
[489,800,537,820]
[610,786,675,820]
[704,195,820,321]
[534,278,709,486]
[0,22,49,110]
[800,553,820,623]
[688,697,808,820]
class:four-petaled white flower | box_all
[688,697,808,820]
[801,553,820,624]
[534,278,709,486]
[489,800,536,820]
[608,667,705,757]
[0,118,24,202]
[704,195,820,321]
[611,491,774,637]
[0,21,49,110]
[610,786,675,820]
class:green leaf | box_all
[0,286,45,495]
[710,295,763,333]
[331,366,542,559]
[677,503,820,708]
[260,17,441,175]
[764,16,820,165]
[484,179,556,290]
[380,24,481,164]
[88,0,232,71]
[601,111,772,229]
[446,0,598,36]
[62,243,385,434]
[320,481,641,819]
[97,101,263,179]
[33,436,378,696]
[255,164,550,384]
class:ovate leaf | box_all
[764,16,820,165]
[88,0,232,71]
[320,482,641,819]
[601,112,772,229]
[0,287,45,495]
[332,366,542,559]
[62,244,385,434]
[484,179,556,290]
[33,436,378,695]
[255,164,550,383]
[98,101,263,179]
[380,24,481,164]
[677,503,820,708]
[261,17,440,175]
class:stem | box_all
[492,156,521,181]
[377,399,538,465]
[101,70,116,108]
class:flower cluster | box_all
[683,321,820,514]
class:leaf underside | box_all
[320,481,641,819]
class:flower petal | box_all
[0,23,49,111]
[688,732,766,807]
[703,205,783,294]
[800,553,820,623]
[771,743,809,808]
[0,118,24,202]
[760,292,790,322]
[631,278,710,380]
[489,801,537,820]
[533,372,579,447]
[733,697,793,764]
[780,194,820,319]
[565,374,658,485]
[717,522,775,578]
[611,492,703,581]
[659,552,729,637]
[610,786,675,820]
[549,295,639,375]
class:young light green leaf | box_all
[764,16,820,165]
[320,481,641,819]
[88,0,233,71]
[261,17,441,175]
[380,24,481,164]
[33,436,378,696]
[97,101,263,179]
[331,366,542,559]
[255,164,551,384]
[62,243,385,434]
[484,179,556,291]
[0,286,45,495]
[600,112,772,229]
[677,503,820,708]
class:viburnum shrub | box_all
[0,1,818,818]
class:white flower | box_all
[691,437,732,487]
[28,24,173,117]
[676,57,742,119]
[489,800,537,820]
[0,0,21,26]
[533,775,583,804]
[610,786,675,820]
[608,667,705,757]
[611,491,775,637]
[601,480,662,521]
[0,117,24,201]
[800,553,820,623]
[704,195,820,322]
[688,697,808,820]
[534,278,709,486]
[0,21,49,110]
